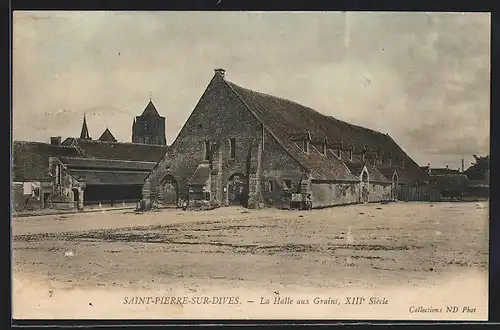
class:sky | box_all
[12,11,490,168]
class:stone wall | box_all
[48,157,85,210]
[143,74,309,210]
[143,74,264,207]
[261,130,306,208]
[310,182,359,208]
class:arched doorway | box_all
[161,175,178,206]
[227,173,248,206]
[361,169,369,203]
[391,172,399,200]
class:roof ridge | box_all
[58,156,157,164]
[13,140,78,148]
[327,149,356,177]
[77,139,168,147]
[226,79,389,137]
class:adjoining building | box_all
[12,140,82,211]
[47,156,158,210]
[420,163,489,200]
[143,69,438,210]
[12,101,169,211]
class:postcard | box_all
[11,11,490,320]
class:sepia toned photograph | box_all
[11,11,490,320]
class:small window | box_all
[321,144,326,155]
[229,138,236,159]
[337,149,341,158]
[348,150,353,160]
[204,140,211,161]
[335,185,342,198]
[283,179,292,189]
[268,180,273,192]
[144,123,148,132]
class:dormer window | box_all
[303,139,309,153]
[229,138,236,159]
[204,140,211,161]
[320,143,326,155]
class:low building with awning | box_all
[48,156,157,209]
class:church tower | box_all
[80,113,91,140]
[132,99,167,145]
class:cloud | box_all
[12,11,490,167]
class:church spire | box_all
[80,113,91,140]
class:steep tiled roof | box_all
[344,161,392,184]
[363,163,391,184]
[224,78,428,184]
[140,101,161,117]
[54,156,156,186]
[431,173,469,184]
[344,163,365,177]
[429,168,461,175]
[377,165,415,185]
[98,128,117,142]
[12,141,82,182]
[430,174,470,190]
[74,139,168,162]
[378,167,398,181]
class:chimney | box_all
[461,158,464,172]
[50,136,61,145]
[214,68,225,78]
[427,163,431,174]
[446,164,449,169]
